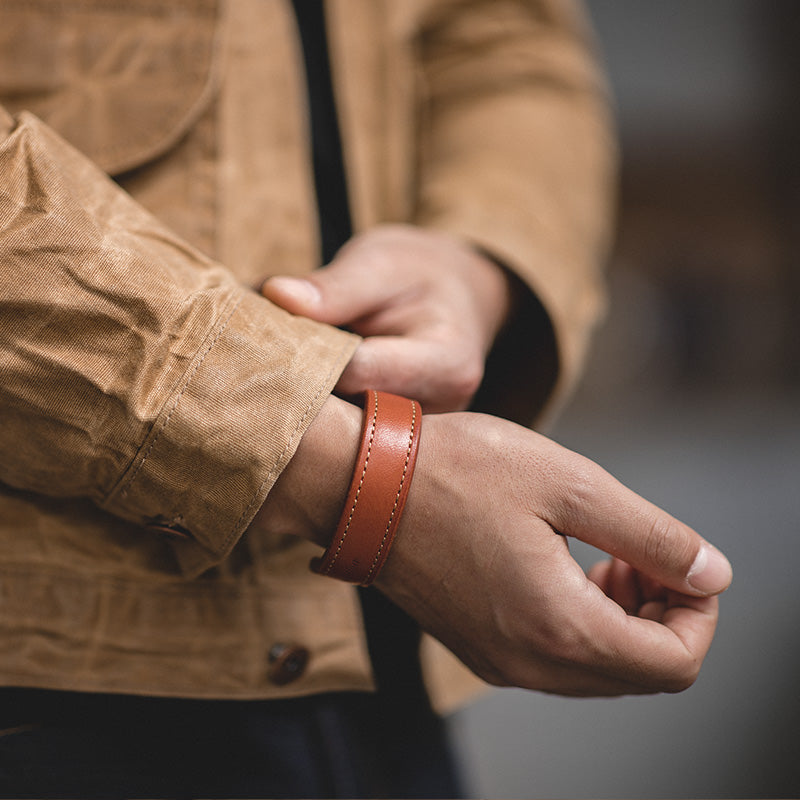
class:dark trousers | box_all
[0,686,461,798]
[0,592,463,798]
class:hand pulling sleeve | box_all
[0,111,359,576]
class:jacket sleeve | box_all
[412,0,617,426]
[0,107,359,576]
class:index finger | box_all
[581,583,720,692]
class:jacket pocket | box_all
[0,0,220,176]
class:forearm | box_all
[251,394,362,549]
[250,390,731,696]
[0,110,358,575]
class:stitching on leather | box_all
[323,391,379,575]
[364,400,417,583]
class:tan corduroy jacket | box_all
[0,0,614,709]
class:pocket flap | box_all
[0,1,220,175]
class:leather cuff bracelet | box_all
[311,390,421,586]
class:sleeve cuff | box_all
[101,289,359,577]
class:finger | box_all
[589,559,668,615]
[502,544,718,694]
[336,337,480,412]
[609,593,718,692]
[261,275,324,317]
[546,454,732,598]
[583,588,719,693]
[607,558,641,614]
[637,571,668,604]
[261,248,407,327]
[639,601,667,621]
[660,592,720,657]
[500,576,718,694]
[587,558,612,592]
[509,655,673,698]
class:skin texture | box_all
[254,226,732,697]
[379,410,726,696]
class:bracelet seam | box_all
[322,390,379,574]
[363,399,417,584]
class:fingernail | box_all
[687,544,732,595]
[265,278,320,307]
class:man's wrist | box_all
[311,391,422,585]
[250,394,362,547]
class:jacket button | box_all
[268,643,310,685]
[145,522,191,540]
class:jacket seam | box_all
[103,291,243,508]
[220,337,356,556]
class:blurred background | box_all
[451,1,800,797]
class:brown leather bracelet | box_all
[310,390,421,586]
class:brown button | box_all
[268,643,310,685]
[145,522,191,541]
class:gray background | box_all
[450,2,800,797]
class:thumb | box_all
[261,253,403,327]
[261,275,325,318]
[547,453,732,597]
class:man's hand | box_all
[378,410,731,696]
[255,396,732,697]
[261,225,511,412]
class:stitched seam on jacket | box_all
[222,342,358,556]
[104,292,242,505]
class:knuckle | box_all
[447,362,483,406]
[340,353,372,388]
[643,514,695,573]
[336,348,385,394]
[335,231,388,267]
[343,224,414,256]
[420,353,484,411]
[552,457,605,529]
